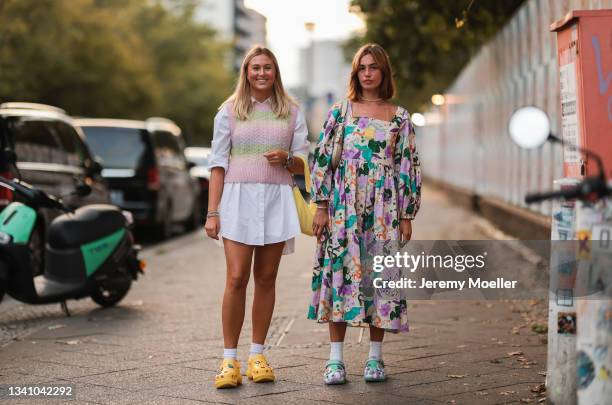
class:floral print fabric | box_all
[308,102,422,332]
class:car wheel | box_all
[155,202,173,240]
[185,199,202,232]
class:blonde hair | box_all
[347,43,395,102]
[223,46,295,120]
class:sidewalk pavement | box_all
[0,186,548,404]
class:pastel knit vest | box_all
[225,101,296,185]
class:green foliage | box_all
[348,0,526,111]
[0,0,233,145]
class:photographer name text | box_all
[373,277,518,290]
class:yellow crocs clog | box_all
[246,354,275,383]
[215,358,242,389]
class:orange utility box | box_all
[551,10,612,180]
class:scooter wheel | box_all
[90,277,132,307]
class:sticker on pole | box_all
[559,62,581,164]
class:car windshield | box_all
[81,126,146,169]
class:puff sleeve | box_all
[394,110,422,220]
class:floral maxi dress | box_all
[307,102,422,332]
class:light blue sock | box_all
[223,348,237,360]
[330,342,344,362]
[369,341,383,360]
[249,343,265,357]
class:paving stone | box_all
[0,186,547,403]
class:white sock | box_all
[369,341,383,360]
[223,348,237,360]
[249,343,265,357]
[330,342,344,362]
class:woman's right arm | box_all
[311,103,341,240]
[204,105,231,240]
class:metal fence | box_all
[418,0,612,217]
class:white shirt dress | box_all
[208,99,309,254]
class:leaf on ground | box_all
[508,351,524,356]
[48,324,65,330]
[56,339,80,345]
[490,359,502,364]
[520,398,533,403]
[531,383,546,393]
[537,371,547,376]
[500,390,517,395]
[531,323,547,334]
[447,374,467,378]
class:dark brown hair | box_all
[347,43,395,101]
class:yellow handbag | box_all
[292,157,317,236]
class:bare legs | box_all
[328,323,385,342]
[252,242,284,344]
[222,239,253,348]
[221,238,284,349]
[369,325,384,342]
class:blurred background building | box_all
[196,0,267,71]
[291,39,351,145]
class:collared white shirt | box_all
[208,99,309,254]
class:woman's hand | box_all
[399,219,412,241]
[263,150,288,166]
[204,216,220,240]
[312,207,329,241]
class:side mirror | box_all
[508,106,551,149]
[91,159,103,175]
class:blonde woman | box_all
[309,43,422,384]
[205,46,309,389]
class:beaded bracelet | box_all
[206,211,220,218]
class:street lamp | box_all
[411,113,426,127]
[431,94,446,106]
[304,22,316,136]
[304,21,316,100]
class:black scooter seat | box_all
[48,204,126,249]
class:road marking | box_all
[275,317,295,346]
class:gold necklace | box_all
[361,97,383,102]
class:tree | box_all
[348,0,526,111]
[0,0,160,117]
[0,0,233,145]
[134,1,233,144]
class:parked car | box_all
[75,117,201,239]
[0,102,110,275]
[184,146,211,215]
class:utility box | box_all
[551,10,612,180]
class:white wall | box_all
[418,0,612,217]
